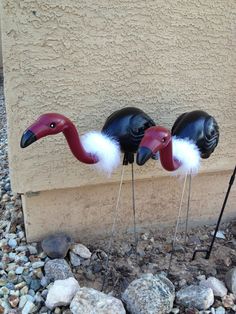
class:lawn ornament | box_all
[21,107,155,174]
[20,107,155,290]
[136,110,219,272]
[136,110,219,173]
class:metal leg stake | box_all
[168,174,187,275]
[192,165,236,260]
[184,173,192,246]
[131,162,138,254]
[101,165,125,291]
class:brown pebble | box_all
[222,294,235,308]
[8,295,19,308]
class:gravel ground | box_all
[0,80,236,313]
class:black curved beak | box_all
[136,147,153,166]
[20,130,37,148]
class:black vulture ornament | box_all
[137,110,219,174]
[136,110,219,273]
[20,106,156,290]
[21,107,155,174]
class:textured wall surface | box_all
[0,14,2,69]
[1,0,236,193]
[23,170,236,242]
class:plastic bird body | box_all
[21,107,155,174]
[136,110,219,174]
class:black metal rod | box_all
[192,165,236,260]
[205,165,236,259]
[131,162,138,252]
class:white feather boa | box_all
[81,131,121,175]
[172,136,201,175]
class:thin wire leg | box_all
[131,163,138,253]
[184,173,192,246]
[167,174,187,275]
[101,165,125,291]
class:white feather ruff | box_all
[81,131,121,175]
[172,136,201,175]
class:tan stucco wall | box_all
[1,0,236,241]
[22,171,236,242]
[0,13,2,70]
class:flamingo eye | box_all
[161,137,166,143]
[50,123,56,128]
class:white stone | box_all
[15,266,25,275]
[197,275,206,281]
[19,295,28,308]
[8,252,16,261]
[45,277,80,310]
[71,244,92,259]
[70,287,126,314]
[18,231,25,239]
[5,233,16,239]
[211,230,225,239]
[31,261,45,269]
[176,285,214,310]
[22,300,36,314]
[200,277,227,297]
[215,307,226,314]
[8,238,17,248]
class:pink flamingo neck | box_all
[63,122,98,164]
[159,138,181,171]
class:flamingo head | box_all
[20,113,70,148]
[136,126,171,165]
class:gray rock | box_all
[39,306,48,313]
[69,251,81,267]
[200,277,227,297]
[122,273,175,314]
[71,244,92,259]
[30,279,41,292]
[45,277,79,310]
[176,285,214,310]
[41,233,72,259]
[40,276,49,287]
[44,259,73,281]
[0,286,9,296]
[27,245,38,255]
[4,182,11,192]
[225,267,236,294]
[41,289,48,299]
[63,310,73,314]
[6,283,15,290]
[28,289,35,297]
[70,287,126,314]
